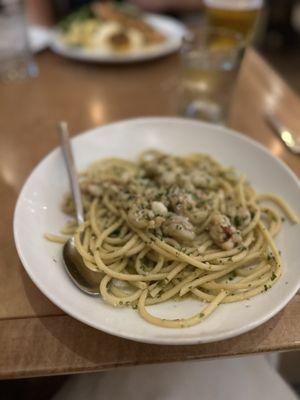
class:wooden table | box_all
[0,48,299,380]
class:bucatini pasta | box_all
[46,150,298,328]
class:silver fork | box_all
[265,113,300,155]
[265,114,300,295]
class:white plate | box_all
[28,26,51,53]
[49,14,186,63]
[14,117,300,345]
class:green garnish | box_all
[59,5,96,32]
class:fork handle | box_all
[265,113,300,154]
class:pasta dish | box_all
[46,150,298,328]
[59,2,166,54]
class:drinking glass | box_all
[204,0,263,43]
[180,27,244,124]
[0,0,38,82]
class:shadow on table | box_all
[19,263,63,317]
[34,301,283,374]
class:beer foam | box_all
[204,0,263,10]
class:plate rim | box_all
[13,117,300,345]
[49,13,187,63]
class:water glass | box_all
[180,28,244,124]
[0,0,38,82]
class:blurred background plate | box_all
[49,13,187,63]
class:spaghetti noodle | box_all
[46,150,298,328]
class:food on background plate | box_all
[59,2,166,54]
[46,150,298,328]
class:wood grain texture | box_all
[0,48,300,378]
[1,293,299,380]
[229,49,300,175]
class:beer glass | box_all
[204,0,263,42]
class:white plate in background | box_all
[14,117,300,344]
[49,14,186,62]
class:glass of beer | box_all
[180,27,244,124]
[204,0,263,42]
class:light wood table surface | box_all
[0,48,299,379]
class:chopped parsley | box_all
[228,271,237,281]
[234,216,242,227]
[271,272,277,281]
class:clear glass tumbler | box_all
[0,0,38,82]
[180,28,244,124]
